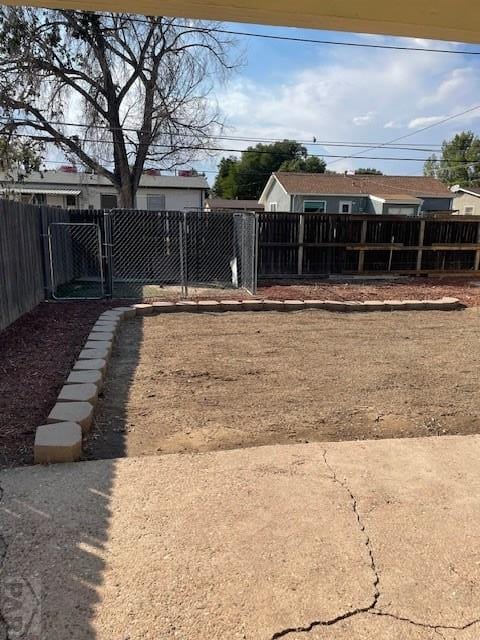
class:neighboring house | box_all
[259,173,454,215]
[450,185,480,215]
[205,198,264,212]
[0,168,208,210]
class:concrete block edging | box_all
[34,296,464,464]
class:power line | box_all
[95,14,480,57]
[0,117,445,150]
[1,130,471,162]
[326,103,480,168]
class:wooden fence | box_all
[0,201,45,331]
[258,212,480,277]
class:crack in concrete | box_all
[369,609,480,634]
[270,450,380,639]
[270,450,480,639]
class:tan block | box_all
[152,301,177,313]
[79,347,110,361]
[360,301,389,312]
[221,300,244,311]
[440,297,463,309]
[197,300,221,312]
[304,300,327,310]
[323,300,348,312]
[88,331,114,342]
[241,300,265,311]
[58,383,98,404]
[84,340,112,354]
[92,322,118,332]
[176,301,199,312]
[34,422,82,464]
[401,299,429,311]
[47,402,94,433]
[112,306,137,318]
[384,299,406,311]
[133,303,153,315]
[66,369,103,389]
[263,300,285,311]
[283,300,305,311]
[73,358,107,374]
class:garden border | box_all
[33,296,465,464]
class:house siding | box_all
[452,192,480,215]
[263,179,290,211]
[292,195,369,213]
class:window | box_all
[269,202,277,212]
[65,194,77,207]
[387,206,415,216]
[464,205,475,215]
[100,194,118,209]
[303,200,326,213]
[147,194,166,211]
[339,201,352,214]
[32,193,46,205]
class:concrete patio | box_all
[1,435,480,639]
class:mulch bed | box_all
[2,276,480,468]
[0,301,118,468]
[257,277,480,307]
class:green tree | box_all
[0,135,43,176]
[355,167,383,175]
[214,140,325,199]
[212,156,239,198]
[279,155,326,173]
[423,131,480,187]
[0,8,237,207]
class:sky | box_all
[192,22,480,183]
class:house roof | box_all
[369,193,422,203]
[206,198,263,210]
[271,173,453,198]
[451,186,480,197]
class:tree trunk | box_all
[118,180,135,209]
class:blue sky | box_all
[195,23,480,183]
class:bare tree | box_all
[0,9,237,206]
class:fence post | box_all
[416,219,426,274]
[297,214,305,276]
[103,211,114,297]
[358,219,368,273]
[39,205,53,299]
[180,212,188,298]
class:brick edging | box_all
[33,296,464,464]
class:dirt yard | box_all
[87,307,480,459]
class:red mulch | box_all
[0,301,119,468]
[1,277,480,468]
[258,277,480,307]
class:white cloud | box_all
[408,115,447,129]
[353,112,375,126]
[212,42,480,175]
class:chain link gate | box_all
[46,209,257,300]
[48,222,104,299]
[106,210,186,298]
[104,209,257,298]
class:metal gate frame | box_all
[48,221,105,300]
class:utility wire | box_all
[95,13,480,56]
[0,117,445,150]
[326,103,480,168]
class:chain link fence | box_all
[48,222,104,299]
[45,209,258,300]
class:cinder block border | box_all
[34,296,465,464]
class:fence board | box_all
[0,200,44,331]
[258,212,480,277]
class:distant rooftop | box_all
[272,173,452,198]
